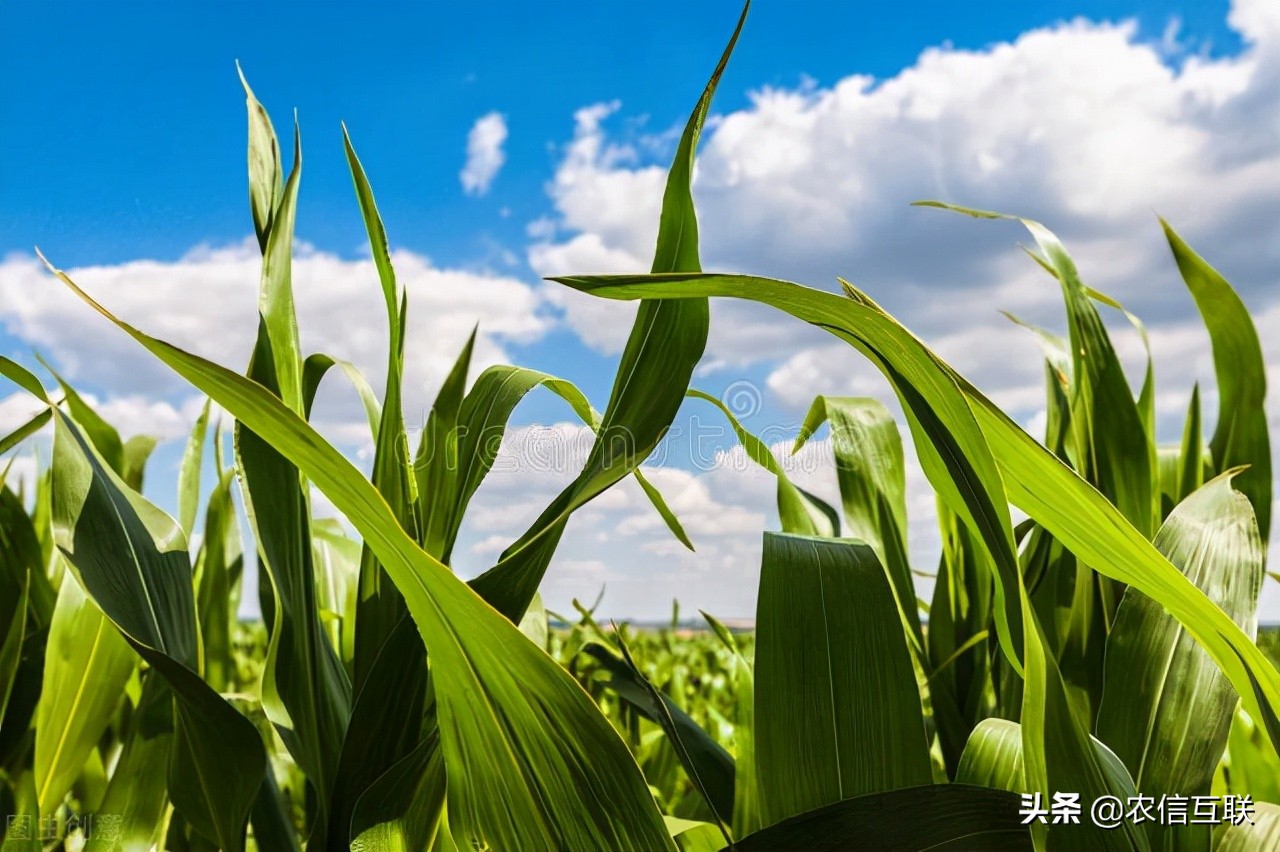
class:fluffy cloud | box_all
[0,240,550,443]
[532,0,1278,366]
[523,0,1280,618]
[460,112,509,196]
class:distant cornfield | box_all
[2,4,1278,850]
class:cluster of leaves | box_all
[2,3,1279,850]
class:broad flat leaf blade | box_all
[1096,473,1263,849]
[754,533,931,825]
[51,411,264,850]
[1216,802,1280,852]
[796,396,920,640]
[725,784,1032,852]
[34,573,136,814]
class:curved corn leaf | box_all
[688,389,837,537]
[1216,802,1280,852]
[1096,473,1263,850]
[918,202,1156,538]
[176,399,210,539]
[1223,707,1280,806]
[51,410,264,850]
[755,533,931,825]
[928,502,995,776]
[794,396,921,644]
[0,408,51,457]
[302,353,382,440]
[348,729,447,850]
[34,572,136,814]
[0,580,27,733]
[582,639,735,830]
[1163,219,1271,541]
[724,784,1033,852]
[86,672,173,852]
[552,270,1280,760]
[469,1,748,625]
[956,718,1141,819]
[46,271,675,851]
[194,468,244,692]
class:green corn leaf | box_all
[1096,472,1264,850]
[928,503,995,776]
[86,672,173,852]
[239,63,283,252]
[234,82,351,840]
[1163,219,1271,540]
[0,355,48,400]
[41,360,126,477]
[51,410,264,850]
[553,270,1280,761]
[582,639,735,830]
[176,399,211,539]
[702,610,761,838]
[754,533,931,825]
[469,2,748,625]
[335,126,426,848]
[121,434,157,492]
[466,365,695,619]
[0,579,28,732]
[302,353,382,438]
[557,271,1027,674]
[724,784,1033,852]
[1176,384,1204,505]
[194,468,244,692]
[1216,802,1280,852]
[794,396,921,645]
[34,571,137,815]
[919,203,1157,539]
[1020,602,1149,851]
[46,270,675,851]
[343,123,418,691]
[330,616,432,845]
[349,732,447,850]
[688,388,837,537]
[1223,706,1280,805]
[0,409,51,457]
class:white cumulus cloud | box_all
[460,112,509,196]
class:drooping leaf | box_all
[689,388,837,537]
[46,271,675,851]
[553,270,1280,759]
[582,639,735,829]
[51,410,264,850]
[725,784,1033,852]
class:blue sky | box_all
[2,0,1277,619]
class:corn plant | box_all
[2,2,1279,850]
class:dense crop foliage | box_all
[3,4,1280,849]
